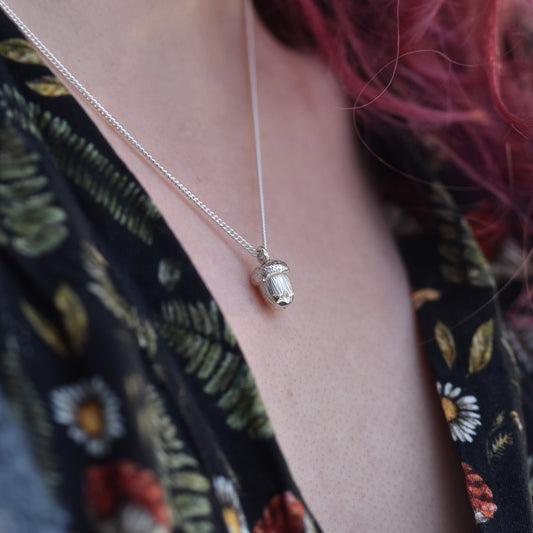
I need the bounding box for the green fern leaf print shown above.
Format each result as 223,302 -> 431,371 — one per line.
159,300 -> 273,439
0,335 -> 60,488
141,384 -> 215,533
81,241 -> 158,357
429,183 -> 495,288
0,125 -> 68,256
0,84 -> 160,244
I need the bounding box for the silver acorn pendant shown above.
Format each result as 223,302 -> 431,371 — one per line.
251,248 -> 294,308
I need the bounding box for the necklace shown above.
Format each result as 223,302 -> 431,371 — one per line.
0,0 -> 294,309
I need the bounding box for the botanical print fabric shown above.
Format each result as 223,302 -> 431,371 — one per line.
0,12 -> 532,533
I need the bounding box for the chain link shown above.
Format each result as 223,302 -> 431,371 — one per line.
0,0 -> 264,258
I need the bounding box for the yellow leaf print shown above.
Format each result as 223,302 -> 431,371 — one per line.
487,431 -> 513,462
26,76 -> 70,97
510,410 -> 524,432
435,321 -> 456,368
19,299 -> 68,356
0,38 -> 43,64
469,320 -> 494,373
54,284 -> 88,353
412,288 -> 441,310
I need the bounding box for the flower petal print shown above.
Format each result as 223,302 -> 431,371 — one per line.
436,382 -> 481,443
51,376 -> 125,456
213,476 -> 250,533
118,505 -> 169,533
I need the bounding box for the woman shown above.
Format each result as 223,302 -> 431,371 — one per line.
0,1 -> 531,531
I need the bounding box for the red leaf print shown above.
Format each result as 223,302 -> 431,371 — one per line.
253,492 -> 307,533
462,462 -> 497,524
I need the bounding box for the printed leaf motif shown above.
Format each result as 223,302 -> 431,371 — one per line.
510,410 -> 524,432
19,299 -> 68,356
159,300 -> 273,439
469,320 -> 494,374
430,183 -> 495,288
54,284 -> 88,353
438,243 -> 461,264
141,384 -> 215,533
26,76 -> 69,97
0,336 -> 60,487
0,84 -> 160,244
412,288 -> 440,310
435,321 -> 456,368
0,125 -> 68,256
460,220 -> 495,288
19,286 -> 87,356
0,38 -> 43,64
383,202 -> 422,236
0,83 -> 42,137
487,432 -> 513,462
81,242 -> 158,357
438,223 -> 457,239
440,264 -> 465,284
486,411 -> 518,462
158,258 -> 182,291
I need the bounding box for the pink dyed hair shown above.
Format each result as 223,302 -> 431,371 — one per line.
259,0 -> 533,314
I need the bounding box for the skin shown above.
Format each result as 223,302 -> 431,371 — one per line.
11,1 -> 477,531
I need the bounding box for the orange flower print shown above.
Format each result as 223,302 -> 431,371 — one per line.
85,459 -> 171,532
462,462 -> 497,524
253,492 -> 316,533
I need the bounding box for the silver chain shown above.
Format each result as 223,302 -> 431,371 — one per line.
0,0 -> 268,258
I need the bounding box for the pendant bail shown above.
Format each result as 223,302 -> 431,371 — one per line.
256,246 -> 269,264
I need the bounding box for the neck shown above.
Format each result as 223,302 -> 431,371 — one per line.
8,1 -> 250,76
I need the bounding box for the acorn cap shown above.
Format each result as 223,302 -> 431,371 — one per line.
251,259 -> 289,285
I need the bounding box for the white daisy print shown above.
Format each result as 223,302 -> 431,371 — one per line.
436,382 -> 482,443
213,476 -> 250,533
51,376 -> 125,456
118,504 -> 170,533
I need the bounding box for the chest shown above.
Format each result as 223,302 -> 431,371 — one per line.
56,39 -> 476,532
113,132 -> 476,532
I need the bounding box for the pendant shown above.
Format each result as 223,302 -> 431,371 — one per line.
251,248 -> 294,308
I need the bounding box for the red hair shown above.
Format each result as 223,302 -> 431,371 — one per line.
259,0 -> 533,315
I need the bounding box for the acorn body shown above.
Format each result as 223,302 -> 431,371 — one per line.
251,259 -> 294,308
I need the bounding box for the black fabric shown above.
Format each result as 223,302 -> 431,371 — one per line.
0,11 -> 532,533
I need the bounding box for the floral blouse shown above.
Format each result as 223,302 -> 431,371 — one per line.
0,10 -> 532,533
